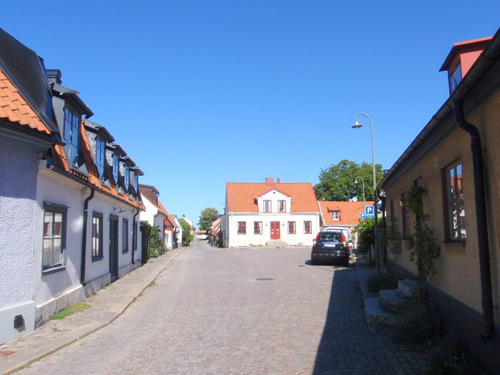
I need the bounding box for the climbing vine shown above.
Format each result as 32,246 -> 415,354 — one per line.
383,215 -> 402,259
406,185 -> 440,302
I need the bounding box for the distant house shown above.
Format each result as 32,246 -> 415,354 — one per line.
139,184 -> 180,250
379,31 -> 500,372
0,28 -> 144,344
222,178 -> 321,247
318,200 -> 374,243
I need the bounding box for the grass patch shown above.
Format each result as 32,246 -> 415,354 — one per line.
50,303 -> 91,320
366,273 -> 398,292
148,281 -> 155,288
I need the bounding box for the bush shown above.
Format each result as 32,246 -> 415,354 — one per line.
366,273 -> 398,292
392,303 -> 444,345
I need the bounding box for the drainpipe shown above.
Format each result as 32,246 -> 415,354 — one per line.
81,188 -> 95,285
132,208 -> 140,264
453,98 -> 495,342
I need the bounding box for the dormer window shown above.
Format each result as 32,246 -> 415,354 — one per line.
96,138 -> 105,178
63,106 -> 80,166
134,173 -> 139,192
263,200 -> 272,213
278,200 -> 286,213
124,164 -> 130,192
112,154 -> 119,183
331,211 -> 340,221
450,64 -> 462,92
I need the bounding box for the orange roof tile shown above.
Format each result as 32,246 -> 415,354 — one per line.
319,201 -> 374,226
0,68 -> 51,134
226,180 -> 320,213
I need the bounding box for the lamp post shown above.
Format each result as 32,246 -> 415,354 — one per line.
354,176 -> 366,202
352,113 -> 379,272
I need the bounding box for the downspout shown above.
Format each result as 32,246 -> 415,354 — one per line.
132,208 -> 140,264
452,98 -> 495,342
81,188 -> 95,285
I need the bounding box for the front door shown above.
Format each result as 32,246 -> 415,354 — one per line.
270,221 -> 281,240
109,215 -> 119,282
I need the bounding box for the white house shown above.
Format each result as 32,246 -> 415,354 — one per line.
222,178 -> 321,247
0,29 -> 144,344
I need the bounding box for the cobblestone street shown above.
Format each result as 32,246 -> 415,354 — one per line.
10,240 -> 429,374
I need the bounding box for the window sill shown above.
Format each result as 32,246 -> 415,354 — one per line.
42,265 -> 66,275
92,256 -> 104,262
442,240 -> 466,248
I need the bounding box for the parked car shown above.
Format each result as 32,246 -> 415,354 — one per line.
311,230 -> 349,267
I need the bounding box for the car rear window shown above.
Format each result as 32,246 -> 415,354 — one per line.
318,232 -> 343,242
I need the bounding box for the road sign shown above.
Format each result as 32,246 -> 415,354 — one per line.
365,206 -> 374,215
360,213 -> 374,219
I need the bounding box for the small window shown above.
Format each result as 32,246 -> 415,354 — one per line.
445,163 -> 466,240
254,221 -> 263,235
63,107 -> 80,166
288,221 -> 296,234
450,64 -> 462,92
238,221 -> 246,235
331,211 -> 340,220
112,155 -> 119,183
43,203 -> 67,272
92,212 -> 103,260
278,200 -> 286,213
96,138 -> 106,178
124,165 -> 130,192
304,221 -> 312,234
263,200 -> 272,213
122,219 -> 129,253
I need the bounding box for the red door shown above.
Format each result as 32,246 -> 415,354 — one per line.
270,221 -> 281,239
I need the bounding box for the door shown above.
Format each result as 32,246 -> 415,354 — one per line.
109,215 -> 119,282
270,221 -> 281,240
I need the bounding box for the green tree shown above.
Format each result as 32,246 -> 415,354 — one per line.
198,207 -> 220,232
179,218 -> 193,245
314,159 -> 384,201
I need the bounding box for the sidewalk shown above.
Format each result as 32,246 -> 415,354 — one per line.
0,246 -> 187,375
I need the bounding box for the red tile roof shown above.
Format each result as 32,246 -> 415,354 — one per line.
0,68 -> 52,135
319,201 -> 374,226
226,180 -> 320,213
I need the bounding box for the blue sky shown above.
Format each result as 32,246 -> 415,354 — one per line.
2,1 -> 499,224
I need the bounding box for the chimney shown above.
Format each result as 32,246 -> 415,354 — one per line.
277,178 -> 280,183
265,177 -> 274,186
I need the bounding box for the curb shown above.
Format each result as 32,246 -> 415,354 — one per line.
0,246 -> 187,375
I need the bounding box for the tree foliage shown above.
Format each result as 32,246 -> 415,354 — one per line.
314,159 -> 384,201
179,218 -> 193,245
198,207 -> 220,232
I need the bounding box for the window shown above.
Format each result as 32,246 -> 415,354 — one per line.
124,165 -> 130,192
96,138 -> 106,178
401,193 -> 411,239
331,211 -> 340,220
134,173 -> 139,192
43,203 -> 67,271
288,221 -> 296,234
238,221 -> 246,235
254,221 -> 263,235
304,221 -> 312,234
92,212 -> 103,260
63,107 -> 80,166
450,64 -> 462,92
122,219 -> 129,253
112,155 -> 119,183
263,200 -> 271,213
278,200 -> 286,213
445,163 -> 466,240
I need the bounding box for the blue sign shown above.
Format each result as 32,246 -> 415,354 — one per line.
365,206 -> 374,215
360,213 -> 366,219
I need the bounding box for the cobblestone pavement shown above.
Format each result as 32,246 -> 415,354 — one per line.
1,240 -> 430,374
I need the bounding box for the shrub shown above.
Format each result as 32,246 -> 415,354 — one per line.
392,303 -> 443,345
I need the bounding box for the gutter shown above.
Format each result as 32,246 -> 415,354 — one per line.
452,98 -> 495,342
81,188 -> 95,285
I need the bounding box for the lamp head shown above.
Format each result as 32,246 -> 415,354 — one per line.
354,178 -> 359,184
352,120 -> 363,129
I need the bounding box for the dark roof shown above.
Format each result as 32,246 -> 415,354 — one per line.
0,28 -> 58,133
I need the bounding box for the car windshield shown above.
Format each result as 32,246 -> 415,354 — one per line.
318,232 -> 343,242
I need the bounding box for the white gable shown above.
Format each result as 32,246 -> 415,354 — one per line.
256,189 -> 292,213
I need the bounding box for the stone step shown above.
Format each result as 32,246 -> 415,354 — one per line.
364,297 -> 400,327
379,289 -> 412,313
398,279 -> 417,299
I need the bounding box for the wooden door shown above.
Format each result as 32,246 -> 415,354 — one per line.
270,221 -> 281,239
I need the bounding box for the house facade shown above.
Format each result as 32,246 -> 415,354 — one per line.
318,200 -> 375,244
222,178 -> 321,247
0,29 -> 144,344
379,31 -> 500,371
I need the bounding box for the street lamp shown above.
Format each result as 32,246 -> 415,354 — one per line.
354,176 -> 365,202
352,113 -> 379,272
